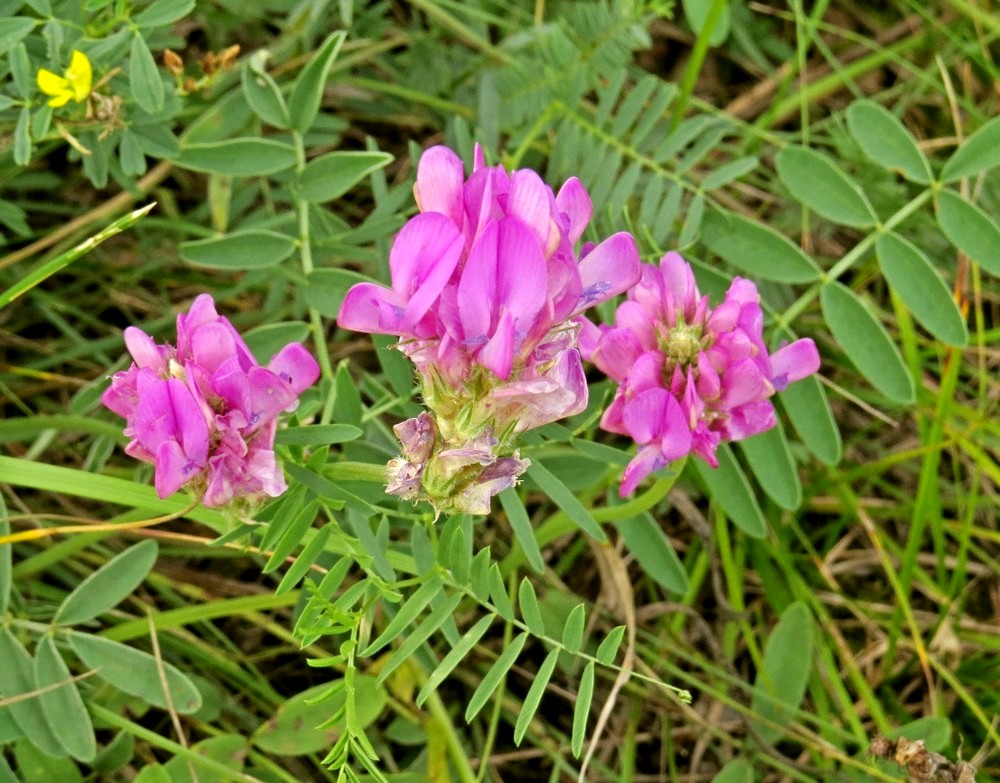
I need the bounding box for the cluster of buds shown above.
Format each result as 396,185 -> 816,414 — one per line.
338,145 -> 642,514
164,45 -> 240,93
102,295 -> 319,509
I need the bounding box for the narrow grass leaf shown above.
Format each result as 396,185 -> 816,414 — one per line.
180,229 -> 296,269
0,204 -> 155,309
595,626 -> 626,665
499,488 -> 544,573
54,540 -> 158,626
513,647 -> 559,745
935,189 -> 1000,276
377,592 -> 463,685
175,139 -> 298,176
68,633 -> 202,713
846,100 -> 932,183
298,151 -> 394,203
700,209 -> 821,283
711,760 -> 753,783
34,637 -> 96,761
488,564 -> 515,621
275,424 -> 363,446
362,577 -> 444,656
0,629 -> 64,757
129,33 -> 164,113
571,661 -> 596,757
776,147 -> 878,227
465,632 -> 528,723
876,233 -> 967,345
561,603 -> 586,653
940,114 -> 1000,182
275,525 -> 331,596
617,512 -> 688,593
416,614 -> 494,707
569,438 -> 631,467
749,602 -> 813,744
526,460 -> 605,542
262,500 -> 319,574
738,422 -> 802,511
0,494 -> 10,615
288,31 -> 346,133
518,578 -> 546,638
693,445 -> 767,538
821,281 -> 915,404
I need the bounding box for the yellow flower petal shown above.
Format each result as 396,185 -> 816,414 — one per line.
37,68 -> 70,97
67,49 -> 92,102
47,92 -> 72,108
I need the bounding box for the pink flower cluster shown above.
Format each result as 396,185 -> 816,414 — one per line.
581,253 -> 820,496
103,295 -> 320,507
338,145 -> 642,513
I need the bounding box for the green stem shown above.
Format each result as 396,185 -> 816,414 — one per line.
670,0 -> 727,131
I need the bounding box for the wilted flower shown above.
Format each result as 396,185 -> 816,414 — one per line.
338,144 -> 641,514
582,252 -> 820,496
103,294 -> 320,508
37,50 -> 92,107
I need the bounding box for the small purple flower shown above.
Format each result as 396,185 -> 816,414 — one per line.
584,252 -> 820,496
103,294 -> 320,507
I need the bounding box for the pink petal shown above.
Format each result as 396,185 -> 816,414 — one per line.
620,445 -> 667,497
495,217 -> 547,326
390,213 -> 464,312
591,327 -> 643,382
191,322 -> 239,374
154,440 -> 194,498
622,387 -> 672,445
267,343 -> 321,396
660,252 -> 699,321
168,378 -> 209,464
614,301 -> 656,349
176,294 -> 220,357
478,309 -> 516,380
555,178 -> 592,244
770,338 -> 820,390
507,169 -> 553,250
414,145 -> 465,228
720,358 -> 770,408
124,327 -> 165,373
457,220 -> 500,342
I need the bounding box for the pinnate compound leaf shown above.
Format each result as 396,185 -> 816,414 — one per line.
362,577 -> 443,657
241,60 -> 289,128
54,540 -> 158,625
416,614 -> 494,707
0,629 -> 64,757
846,100 -> 932,183
180,230 -> 297,269
130,33 -> 164,113
0,17 -> 35,54
289,31 -> 346,133
561,603 -> 587,653
274,525 -> 331,596
876,233 -> 967,346
595,625 -> 626,665
940,114 -> 1000,182
571,661 -> 596,757
776,146 -> 878,227
935,189 -> 1000,276
175,139 -> 298,176
821,281 -> 915,404
67,632 -> 202,713
738,422 -> 802,511
133,0 -> 195,28
262,500 -> 319,574
297,151 -> 393,203
465,632 -> 528,723
700,209 -> 821,283
487,564 -> 515,621
34,637 -> 96,761
693,445 -> 767,538
711,760 -> 754,783
514,647 -> 559,746
518,578 -> 546,637
499,488 -> 544,573
617,512 -> 689,593
526,460 -> 605,542
749,602 -> 813,744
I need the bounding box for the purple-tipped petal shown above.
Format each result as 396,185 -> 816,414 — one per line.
620,445 -> 667,497
246,367 -> 299,428
573,233 -> 641,315
267,343 -> 321,397
337,283 -> 408,335
154,440 -> 194,498
770,338 -> 820,390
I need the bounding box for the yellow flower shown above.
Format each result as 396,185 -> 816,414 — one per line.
37,50 -> 92,108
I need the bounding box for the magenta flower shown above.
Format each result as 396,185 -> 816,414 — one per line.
103,294 -> 320,507
338,144 -> 641,515
583,252 -> 820,496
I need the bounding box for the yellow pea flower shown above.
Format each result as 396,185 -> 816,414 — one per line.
37,50 -> 92,108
